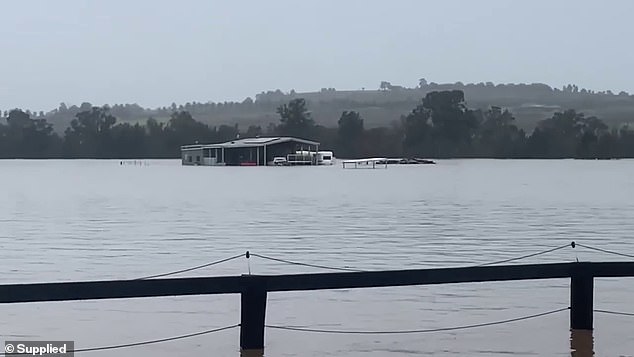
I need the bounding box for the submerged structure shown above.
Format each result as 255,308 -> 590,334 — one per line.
181,136 -> 331,166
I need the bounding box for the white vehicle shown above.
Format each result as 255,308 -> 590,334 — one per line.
294,150 -> 335,165
317,151 -> 334,165
272,157 -> 288,166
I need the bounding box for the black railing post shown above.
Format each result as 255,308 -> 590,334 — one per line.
240,276 -> 267,351
570,264 -> 594,330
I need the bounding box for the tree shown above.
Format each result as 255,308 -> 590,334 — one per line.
575,115 -> 609,158
163,111 -> 215,155
79,102 -> 92,112
337,111 -> 364,158
364,124 -> 403,157
144,117 -> 169,158
380,81 -> 393,91
6,109 -> 31,129
525,109 -> 597,158
402,104 -> 432,156
2,109 -> 61,158
618,126 -> 634,157
110,123 -> 146,158
476,106 -> 525,157
422,90 -> 479,156
63,106 -> 117,158
276,98 -> 315,138
217,124 -> 239,142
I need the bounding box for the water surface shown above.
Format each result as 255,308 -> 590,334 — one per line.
1,159 -> 633,356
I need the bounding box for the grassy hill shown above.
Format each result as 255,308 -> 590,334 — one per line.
22,80 -> 634,133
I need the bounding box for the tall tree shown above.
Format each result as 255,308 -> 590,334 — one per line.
276,98 -> 315,138
337,111 -> 364,158
144,117 -> 169,158
476,106 -> 525,157
402,105 -> 432,157
2,109 -> 61,158
163,110 -> 216,156
63,106 -> 117,158
110,123 -> 147,158
526,109 -> 587,158
422,90 -> 479,156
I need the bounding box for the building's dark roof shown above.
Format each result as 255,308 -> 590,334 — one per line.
181,137 -> 319,151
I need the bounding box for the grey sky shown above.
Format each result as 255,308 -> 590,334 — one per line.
1,0 -> 633,111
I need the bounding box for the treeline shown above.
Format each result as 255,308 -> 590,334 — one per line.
6,79 -> 634,133
1,90 -> 634,159
0,108 -> 243,159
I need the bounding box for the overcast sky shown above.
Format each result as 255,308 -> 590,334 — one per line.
1,0 -> 632,111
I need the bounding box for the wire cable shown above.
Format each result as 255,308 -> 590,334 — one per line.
0,324 -> 239,355
266,307 -> 569,334
135,253 -> 245,280
71,324 -> 239,353
249,252 -> 365,272
474,243 -> 572,267
594,309 -> 634,317
574,243 -> 634,260
251,243 -> 572,273
132,240 -> 631,281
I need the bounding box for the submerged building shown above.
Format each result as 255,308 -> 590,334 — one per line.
180,136 -> 327,166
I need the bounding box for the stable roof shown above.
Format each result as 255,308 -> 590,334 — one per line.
181,137 -> 319,151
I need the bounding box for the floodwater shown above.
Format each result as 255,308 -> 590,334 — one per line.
1,159 -> 633,356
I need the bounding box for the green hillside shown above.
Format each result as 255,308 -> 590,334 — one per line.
6,80 -> 633,133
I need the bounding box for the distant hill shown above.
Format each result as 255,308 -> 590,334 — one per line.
8,80 -> 634,132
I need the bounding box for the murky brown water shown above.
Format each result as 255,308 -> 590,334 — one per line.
1,159 -> 633,356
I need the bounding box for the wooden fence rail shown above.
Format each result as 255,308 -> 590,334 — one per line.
2,261 -> 634,350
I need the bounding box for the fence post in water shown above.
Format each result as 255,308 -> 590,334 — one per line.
570,264 -> 594,330
240,276 -> 268,351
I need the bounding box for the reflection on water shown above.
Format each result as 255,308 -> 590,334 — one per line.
240,349 -> 264,357
570,329 -> 594,357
